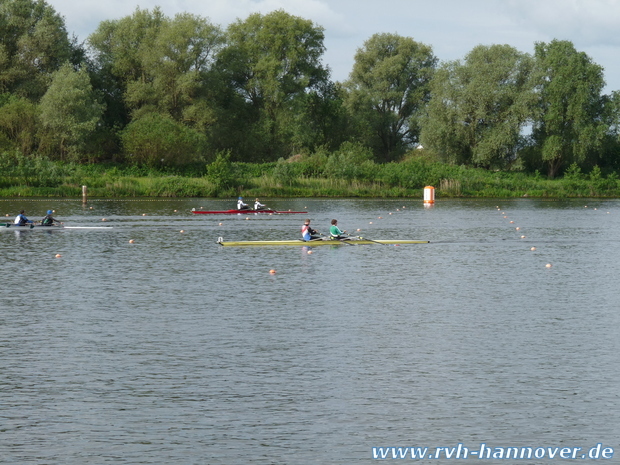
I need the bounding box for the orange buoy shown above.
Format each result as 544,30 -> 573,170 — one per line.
55,254 -> 62,258
129,239 -> 135,243
531,247 -> 536,251
546,263 -> 552,268
424,186 -> 435,204
180,230 -> 184,233
269,269 -> 276,274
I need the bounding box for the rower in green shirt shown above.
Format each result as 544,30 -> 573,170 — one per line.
329,219 -> 347,239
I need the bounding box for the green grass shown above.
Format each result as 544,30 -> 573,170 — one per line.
1,157 -> 620,198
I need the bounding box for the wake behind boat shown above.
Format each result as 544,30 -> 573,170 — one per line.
0,223 -> 112,230
216,237 -> 429,246
192,208 -> 307,215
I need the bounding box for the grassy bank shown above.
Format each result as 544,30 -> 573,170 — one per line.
0,153 -> 619,198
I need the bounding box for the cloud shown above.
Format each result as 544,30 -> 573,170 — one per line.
47,0 -> 620,89
503,0 -> 620,47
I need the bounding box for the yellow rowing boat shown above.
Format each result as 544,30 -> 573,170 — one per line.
216,237 -> 429,246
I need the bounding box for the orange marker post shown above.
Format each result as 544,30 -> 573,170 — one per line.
423,186 -> 435,204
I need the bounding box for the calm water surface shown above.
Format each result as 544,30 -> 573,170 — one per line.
1,198 -> 619,464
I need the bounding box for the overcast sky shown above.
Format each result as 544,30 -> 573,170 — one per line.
46,0 -> 620,92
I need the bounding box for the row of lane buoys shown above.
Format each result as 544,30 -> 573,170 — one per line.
496,205 -> 551,268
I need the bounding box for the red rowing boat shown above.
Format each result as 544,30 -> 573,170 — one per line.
192,209 -> 307,214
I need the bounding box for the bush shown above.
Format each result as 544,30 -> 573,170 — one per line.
325,142 -> 375,180
206,150 -> 238,192
120,113 -> 207,167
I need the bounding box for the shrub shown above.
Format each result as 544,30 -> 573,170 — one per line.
120,113 -> 207,167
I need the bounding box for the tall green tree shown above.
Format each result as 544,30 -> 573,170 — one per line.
0,93 -> 37,154
87,7 -> 165,127
0,0 -> 76,100
531,40 -> 606,178
218,9 -> 329,161
88,8 -> 224,155
598,91 -> 620,171
345,33 -> 437,162
421,44 -> 534,168
37,63 -> 105,161
289,80 -> 350,153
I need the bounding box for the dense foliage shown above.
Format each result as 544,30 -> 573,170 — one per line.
1,0 -> 620,191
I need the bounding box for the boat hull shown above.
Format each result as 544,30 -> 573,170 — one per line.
217,238 -> 429,246
192,209 -> 307,214
0,223 -> 63,230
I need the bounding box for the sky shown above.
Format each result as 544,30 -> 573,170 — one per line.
46,0 -> 620,92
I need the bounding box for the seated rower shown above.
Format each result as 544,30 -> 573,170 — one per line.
301,219 -> 320,241
237,196 -> 249,210
41,210 -> 60,226
254,198 -> 267,211
14,210 -> 33,226
329,219 -> 347,239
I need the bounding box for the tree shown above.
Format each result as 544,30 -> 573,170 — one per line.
421,44 -> 534,168
37,63 -> 105,161
120,112 -> 207,167
531,40 -> 606,178
0,0 -> 75,100
217,9 -> 329,161
345,33 -> 437,162
0,93 -> 37,154
88,8 -> 224,159
289,80 -> 350,153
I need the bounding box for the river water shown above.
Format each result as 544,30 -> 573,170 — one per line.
1,198 -> 619,464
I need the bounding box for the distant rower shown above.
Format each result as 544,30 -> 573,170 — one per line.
41,210 -> 61,226
14,210 -> 33,226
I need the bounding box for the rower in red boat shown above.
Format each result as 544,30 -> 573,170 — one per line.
237,196 -> 250,210
254,198 -> 268,211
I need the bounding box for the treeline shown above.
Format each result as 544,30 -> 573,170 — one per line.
2,0 -> 620,181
